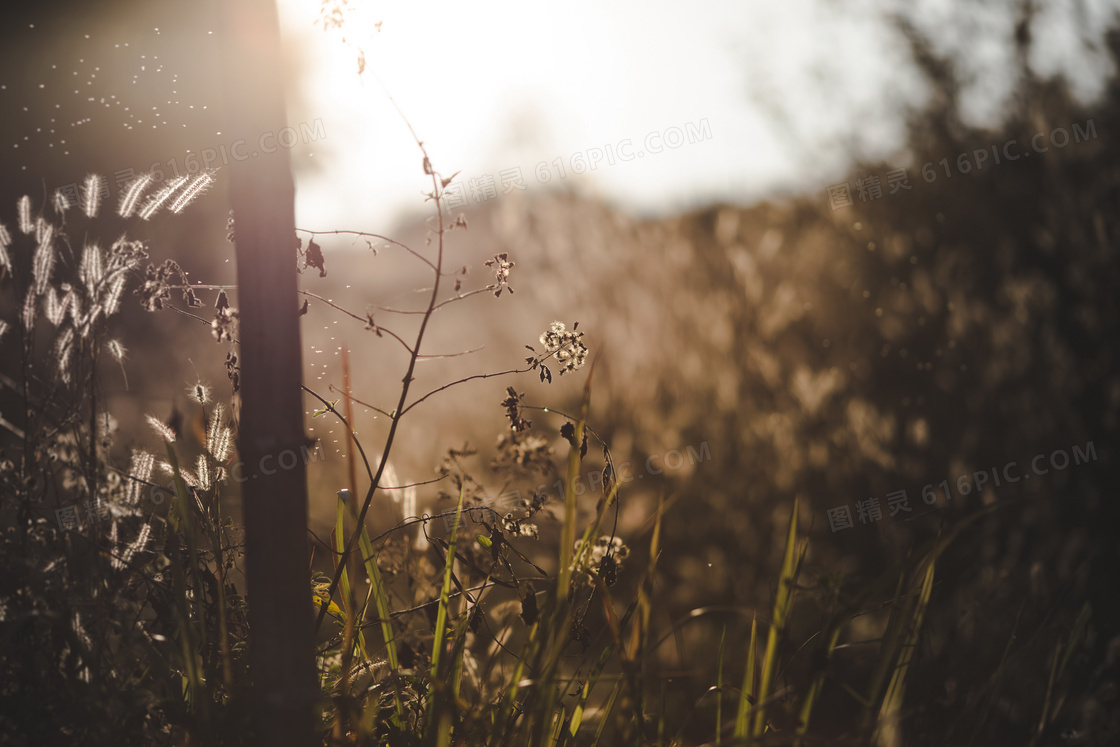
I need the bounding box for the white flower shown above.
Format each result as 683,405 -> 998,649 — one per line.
538,321 -> 589,375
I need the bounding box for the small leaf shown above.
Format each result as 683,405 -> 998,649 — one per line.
312,399 -> 338,418
520,585 -> 539,627
560,422 -> 576,447
303,239 -> 326,278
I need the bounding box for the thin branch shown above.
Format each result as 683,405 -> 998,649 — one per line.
325,384 -> 393,418
311,99 -> 452,637
163,284 -> 238,290
368,282 -> 493,315
399,366 -> 533,418
431,285 -> 505,312
296,227 -> 436,273
166,304 -> 236,342
298,290 -> 414,355
398,347 -> 567,418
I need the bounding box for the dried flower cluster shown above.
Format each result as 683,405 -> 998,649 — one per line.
499,386 -> 531,432
492,431 -> 553,474
135,259 -> 201,312
484,252 -> 514,297
523,321 -> 590,383
211,289 -> 239,342
500,511 -> 538,539
575,535 -> 629,586
538,321 -> 588,374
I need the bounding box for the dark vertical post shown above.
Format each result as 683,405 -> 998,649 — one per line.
218,2 -> 315,745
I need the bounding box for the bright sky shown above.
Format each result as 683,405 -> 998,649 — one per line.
1,0 -> 1113,230
276,0 -> 922,232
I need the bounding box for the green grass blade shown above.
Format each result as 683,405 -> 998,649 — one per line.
875,557 -> 935,747
591,679 -> 624,747
162,443 -> 209,723
348,495 -> 399,673
716,625 -> 726,745
431,484 -> 465,678
733,614 -> 757,740
752,496 -> 802,737
795,625 -> 841,743
334,494 -> 369,661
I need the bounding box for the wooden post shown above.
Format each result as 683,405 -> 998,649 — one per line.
219,2 -> 316,744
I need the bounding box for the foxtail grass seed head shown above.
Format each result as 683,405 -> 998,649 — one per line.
107,339 -> 127,362
16,196 -> 32,234
22,287 -> 37,331
81,174 -> 104,218
55,327 -> 75,383
101,272 -> 127,318
196,453 -> 212,491
53,189 -> 71,216
68,291 -> 85,330
0,223 -> 11,274
80,243 -> 104,290
113,522 -> 151,570
189,381 -> 211,406
158,461 -> 198,488
206,403 -> 231,463
44,288 -> 66,326
32,223 -> 56,296
0,320 -> 8,344
125,450 -> 154,505
117,174 -> 152,219
145,414 -> 177,443
138,176 -> 188,221
169,171 -> 214,214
